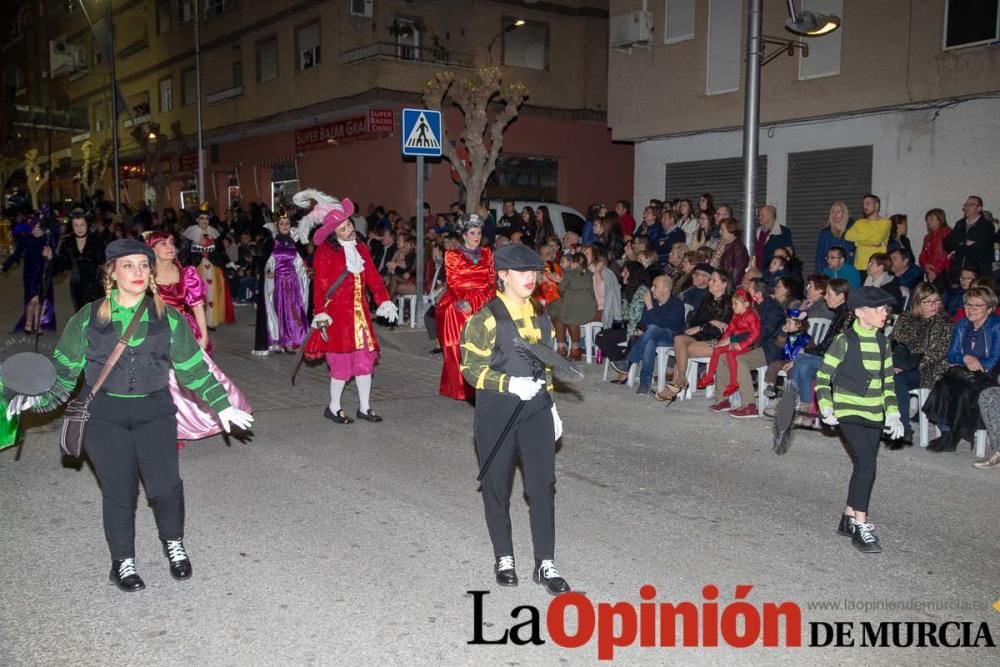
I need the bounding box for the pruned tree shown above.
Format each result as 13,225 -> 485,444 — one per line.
80,139 -> 113,198
423,67 -> 528,211
0,154 -> 19,211
24,148 -> 49,210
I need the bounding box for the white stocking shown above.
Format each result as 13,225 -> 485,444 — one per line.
356,374 -> 372,413
329,378 -> 346,414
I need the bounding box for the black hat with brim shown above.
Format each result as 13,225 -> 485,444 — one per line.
494,244 -> 545,271
1,352 -> 56,396
847,286 -> 897,310
106,238 -> 156,263
693,262 -> 714,275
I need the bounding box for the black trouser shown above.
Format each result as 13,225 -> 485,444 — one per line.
840,421 -> 881,514
84,390 -> 183,561
475,397 -> 556,561
595,328 -> 628,361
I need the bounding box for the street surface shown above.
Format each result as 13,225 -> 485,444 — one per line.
1,272 -> 997,665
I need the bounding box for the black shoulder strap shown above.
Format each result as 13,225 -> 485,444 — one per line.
322,269 -> 351,307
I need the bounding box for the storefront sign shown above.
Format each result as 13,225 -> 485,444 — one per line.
294,109 -> 395,151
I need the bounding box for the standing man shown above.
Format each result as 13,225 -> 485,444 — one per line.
822,246 -> 861,288
302,197 -> 399,424
460,244 -> 570,595
845,194 -> 891,271
495,198 -> 522,240
615,200 -> 637,237
943,196 -> 993,286
753,205 -> 793,272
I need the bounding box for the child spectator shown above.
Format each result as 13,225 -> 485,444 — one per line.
697,288 -> 761,397
762,309 -> 812,400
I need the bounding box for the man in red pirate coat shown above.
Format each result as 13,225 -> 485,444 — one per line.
302,196 -> 398,423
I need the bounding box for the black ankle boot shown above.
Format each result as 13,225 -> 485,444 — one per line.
494,555 -> 518,587
163,539 -> 193,580
928,432 -> 956,452
110,558 -> 146,592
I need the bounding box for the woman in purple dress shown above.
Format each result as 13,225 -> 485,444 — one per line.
146,231 -> 252,444
2,216 -> 57,333
264,210 -> 310,353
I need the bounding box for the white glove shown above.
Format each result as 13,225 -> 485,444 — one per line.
883,413 -> 904,440
5,394 -> 40,419
311,313 -> 332,329
375,300 -> 399,323
820,408 -> 839,426
551,404 -> 563,441
218,407 -> 254,433
507,376 -> 544,401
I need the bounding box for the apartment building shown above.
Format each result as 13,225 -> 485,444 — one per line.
28,0 -> 632,215
608,0 -> 1000,255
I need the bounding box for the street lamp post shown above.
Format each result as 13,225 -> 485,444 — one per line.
740,0 -> 841,257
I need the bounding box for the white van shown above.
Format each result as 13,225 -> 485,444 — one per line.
485,199 -> 587,240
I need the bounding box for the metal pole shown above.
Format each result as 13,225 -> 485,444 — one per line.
415,155 -> 425,324
108,3 -> 120,213
741,0 -> 763,260
194,4 -> 205,203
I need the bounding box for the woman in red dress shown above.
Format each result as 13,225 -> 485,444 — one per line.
437,214 -> 495,400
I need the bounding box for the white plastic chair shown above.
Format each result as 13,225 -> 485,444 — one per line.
900,286 -> 911,311
395,294 -> 418,328
580,321 -> 604,364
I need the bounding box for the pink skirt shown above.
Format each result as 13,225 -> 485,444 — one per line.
325,349 -> 378,380
168,354 -> 253,441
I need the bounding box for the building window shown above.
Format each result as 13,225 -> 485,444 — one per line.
181,67 -> 197,106
233,61 -> 242,86
159,77 -> 173,112
257,36 -> 278,82
92,40 -> 104,66
502,18 -> 548,70
296,21 -> 321,70
944,0 -> 1000,49
798,0 -> 843,79
392,18 -> 421,60
706,0 -> 741,95
205,0 -> 239,18
664,0 -> 695,44
93,101 -> 105,132
157,0 -> 173,34
179,0 -> 194,23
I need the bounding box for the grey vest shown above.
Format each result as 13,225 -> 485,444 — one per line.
85,300 -> 171,395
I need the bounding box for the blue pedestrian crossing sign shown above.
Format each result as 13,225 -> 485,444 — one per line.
401,108 -> 442,157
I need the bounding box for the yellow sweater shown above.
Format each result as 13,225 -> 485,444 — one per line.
844,217 -> 891,269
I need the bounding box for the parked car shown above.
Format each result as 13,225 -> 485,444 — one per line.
484,199 -> 586,240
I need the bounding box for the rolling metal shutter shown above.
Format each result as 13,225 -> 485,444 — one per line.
664,156 -> 768,224
785,145 -> 873,272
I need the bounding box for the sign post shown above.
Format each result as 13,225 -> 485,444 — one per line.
401,108 -> 443,326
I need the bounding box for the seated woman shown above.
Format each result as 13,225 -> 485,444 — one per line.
655,269 -> 734,402
944,267 -> 977,316
886,282 -> 953,446
597,261 -> 649,377
549,252 -> 598,360
765,278 -> 851,424
922,286 -> 1000,452
950,276 -> 1000,322
671,250 -> 699,296
386,235 -> 416,300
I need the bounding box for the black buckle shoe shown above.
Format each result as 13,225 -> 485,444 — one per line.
837,514 -> 855,537
533,559 -> 570,595
356,408 -> 383,423
323,407 -> 354,424
109,558 -> 146,592
495,555 -> 518,587
163,539 -> 193,580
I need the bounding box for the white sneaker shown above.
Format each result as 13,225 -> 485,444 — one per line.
972,451 -> 1000,469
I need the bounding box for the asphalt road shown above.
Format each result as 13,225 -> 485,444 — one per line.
0,270 -> 997,666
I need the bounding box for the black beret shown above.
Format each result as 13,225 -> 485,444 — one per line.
106,239 -> 155,263
847,286 -> 896,310
69,208 -> 87,219
693,262 -> 714,275
494,244 -> 545,271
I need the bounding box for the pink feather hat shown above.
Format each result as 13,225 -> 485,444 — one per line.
314,198 -> 355,245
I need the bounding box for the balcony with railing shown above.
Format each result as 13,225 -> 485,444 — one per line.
340,42 -> 474,69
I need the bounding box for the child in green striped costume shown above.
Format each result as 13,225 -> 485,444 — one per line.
815,286 -> 904,554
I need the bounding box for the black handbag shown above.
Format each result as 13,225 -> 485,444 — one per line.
891,340 -> 923,372
60,298 -> 148,458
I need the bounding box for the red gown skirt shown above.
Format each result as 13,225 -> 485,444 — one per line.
437,248 -> 495,400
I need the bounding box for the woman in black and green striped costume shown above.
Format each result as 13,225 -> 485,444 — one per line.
815,286 -> 904,554
7,239 -> 254,592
